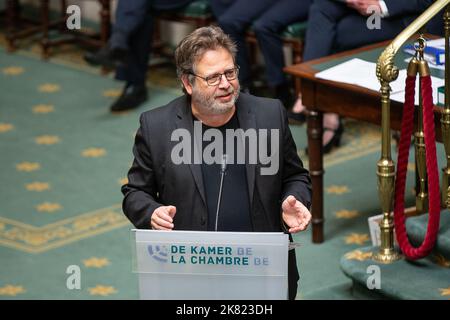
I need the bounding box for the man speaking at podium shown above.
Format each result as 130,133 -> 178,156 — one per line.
121,26 -> 312,300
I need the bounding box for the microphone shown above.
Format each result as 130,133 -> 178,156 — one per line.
214,154 -> 228,231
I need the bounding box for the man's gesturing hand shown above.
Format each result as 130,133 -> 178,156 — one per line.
282,195 -> 311,233
151,205 -> 176,230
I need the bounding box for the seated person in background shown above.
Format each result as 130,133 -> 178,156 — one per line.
427,10 -> 445,36
289,0 -> 435,154
209,0 -> 312,107
84,0 -> 193,112
121,26 -> 312,300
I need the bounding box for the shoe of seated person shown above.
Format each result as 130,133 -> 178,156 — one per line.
322,123 -> 344,154
110,84 -> 148,112
84,45 -> 128,69
305,121 -> 344,155
287,110 -> 306,124
275,84 -> 295,109
288,95 -> 307,124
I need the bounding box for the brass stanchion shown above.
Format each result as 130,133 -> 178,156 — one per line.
373,46 -> 403,263
372,0 -> 450,263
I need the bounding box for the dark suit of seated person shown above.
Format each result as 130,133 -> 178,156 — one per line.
209,0 -> 312,106
288,0 -> 435,154
84,0 -> 193,112
121,26 -> 312,300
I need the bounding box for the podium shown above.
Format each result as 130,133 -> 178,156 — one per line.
132,229 -> 290,300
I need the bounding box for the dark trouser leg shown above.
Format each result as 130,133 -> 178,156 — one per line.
110,0 -> 149,50
115,14 -> 153,86
303,0 -> 349,61
209,0 -> 277,87
253,0 -> 311,88
427,11 -> 444,36
335,14 -> 407,52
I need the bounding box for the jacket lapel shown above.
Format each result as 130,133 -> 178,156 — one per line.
173,95 -> 257,207
236,97 -> 256,207
174,97 -> 207,205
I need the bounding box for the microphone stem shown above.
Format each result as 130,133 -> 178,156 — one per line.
215,169 -> 226,232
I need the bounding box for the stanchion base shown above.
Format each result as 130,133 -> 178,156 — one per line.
373,249 -> 402,264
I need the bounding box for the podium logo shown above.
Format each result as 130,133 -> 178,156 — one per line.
147,245 -> 169,263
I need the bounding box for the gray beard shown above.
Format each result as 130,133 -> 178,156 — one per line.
192,84 -> 240,115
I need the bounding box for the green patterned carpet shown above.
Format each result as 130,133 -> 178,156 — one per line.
0,45 -> 176,299
1,40 -> 449,299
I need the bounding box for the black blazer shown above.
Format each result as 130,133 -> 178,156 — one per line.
121,93 -> 312,299
122,92 -> 311,231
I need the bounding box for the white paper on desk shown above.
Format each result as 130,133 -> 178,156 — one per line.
390,75 -> 444,105
315,58 -> 406,93
426,38 -> 445,51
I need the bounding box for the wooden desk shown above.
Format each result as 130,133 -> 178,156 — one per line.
284,40 -> 443,243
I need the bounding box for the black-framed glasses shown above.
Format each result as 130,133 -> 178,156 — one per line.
189,66 -> 239,86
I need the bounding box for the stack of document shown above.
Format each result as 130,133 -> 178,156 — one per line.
315,58 -> 444,106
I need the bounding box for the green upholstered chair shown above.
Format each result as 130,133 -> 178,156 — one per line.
154,0 -> 214,55
157,2 -> 307,95
158,0 -> 213,28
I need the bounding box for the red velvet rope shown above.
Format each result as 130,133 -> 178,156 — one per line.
393,74 -> 441,260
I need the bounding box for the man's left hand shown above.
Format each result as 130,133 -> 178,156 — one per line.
282,195 -> 312,233
346,0 -> 381,16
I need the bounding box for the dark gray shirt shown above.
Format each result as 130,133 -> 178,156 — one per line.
198,113 -> 252,232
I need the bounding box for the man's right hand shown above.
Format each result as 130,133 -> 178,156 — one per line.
150,205 -> 176,230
